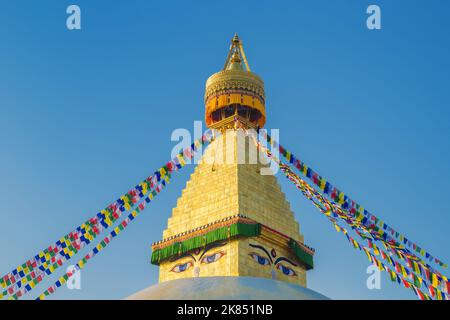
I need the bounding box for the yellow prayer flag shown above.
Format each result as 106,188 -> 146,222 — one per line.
141,183 -> 148,195
413,261 -> 420,273
432,274 -> 439,287
363,248 -> 372,262
387,255 -> 393,265
338,192 -> 345,205
373,244 -> 380,256
320,179 -> 326,190
401,266 -> 407,278
391,270 -> 396,279
376,259 -> 383,270
177,154 -> 186,166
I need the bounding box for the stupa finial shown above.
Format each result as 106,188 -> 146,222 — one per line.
205,35 -> 266,129
223,33 -> 251,72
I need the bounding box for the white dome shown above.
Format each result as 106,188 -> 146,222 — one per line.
126,276 -> 328,300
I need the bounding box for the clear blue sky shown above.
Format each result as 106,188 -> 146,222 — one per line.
1,0 -> 449,300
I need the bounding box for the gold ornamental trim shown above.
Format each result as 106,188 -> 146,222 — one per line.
151,214 -> 255,250
151,213 -> 315,257
204,69 -> 265,103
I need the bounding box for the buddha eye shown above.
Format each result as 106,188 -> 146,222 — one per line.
276,263 -> 297,276
201,251 -> 225,264
170,261 -> 193,273
249,253 -> 270,266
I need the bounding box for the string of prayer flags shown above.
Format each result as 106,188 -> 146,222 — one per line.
249,130 -> 441,280
9,176 -> 170,300
35,175 -> 171,300
245,126 -> 450,294
1,129 -> 215,299
279,162 -> 449,297
243,128 -> 449,300
313,195 -> 446,300
259,130 -> 447,269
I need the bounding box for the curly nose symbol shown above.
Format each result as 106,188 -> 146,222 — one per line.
194,266 -> 200,277
271,269 -> 276,280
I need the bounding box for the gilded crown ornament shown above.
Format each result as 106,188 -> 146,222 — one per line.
204,34 -> 266,129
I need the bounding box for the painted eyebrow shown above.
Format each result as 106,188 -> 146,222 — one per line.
170,253 -> 196,262
274,257 -> 298,267
199,242 -> 227,260
249,244 -> 273,264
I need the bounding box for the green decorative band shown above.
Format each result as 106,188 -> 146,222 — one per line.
151,222 -> 261,265
288,239 -> 314,270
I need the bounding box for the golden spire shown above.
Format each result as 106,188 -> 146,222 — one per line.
223,33 -> 251,71
205,34 -> 266,129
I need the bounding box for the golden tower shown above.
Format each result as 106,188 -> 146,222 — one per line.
150,34 -> 314,288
